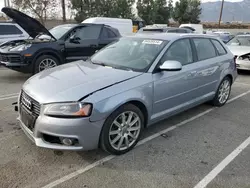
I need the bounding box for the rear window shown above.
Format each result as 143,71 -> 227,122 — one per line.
0,25 -> 23,35
211,39 -> 227,55
140,28 -> 164,33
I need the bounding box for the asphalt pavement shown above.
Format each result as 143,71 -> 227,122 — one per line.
0,68 -> 250,188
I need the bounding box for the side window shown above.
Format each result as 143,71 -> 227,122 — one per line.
177,29 -> 187,33
101,27 -> 117,39
193,38 -> 217,61
74,26 -> 101,40
107,28 -> 117,38
211,39 -> 227,55
0,25 -> 23,35
161,39 -> 193,65
167,29 -> 177,33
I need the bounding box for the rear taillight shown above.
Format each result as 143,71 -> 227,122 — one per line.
233,56 -> 237,68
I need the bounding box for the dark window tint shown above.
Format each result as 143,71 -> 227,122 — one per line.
167,29 -> 178,33
161,39 -> 193,65
74,26 -> 101,40
193,38 -> 217,61
211,39 -> 227,55
0,25 -> 23,35
101,27 -> 117,39
176,29 -> 187,33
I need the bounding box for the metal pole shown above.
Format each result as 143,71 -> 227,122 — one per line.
218,0 -> 225,28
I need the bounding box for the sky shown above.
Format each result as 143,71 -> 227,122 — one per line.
0,0 -> 245,17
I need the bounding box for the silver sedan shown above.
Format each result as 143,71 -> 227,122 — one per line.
16,33 -> 237,155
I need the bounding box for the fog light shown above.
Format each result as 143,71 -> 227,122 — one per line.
61,138 -> 74,146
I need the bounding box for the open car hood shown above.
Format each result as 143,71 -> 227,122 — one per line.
227,45 -> 250,56
1,7 -> 56,40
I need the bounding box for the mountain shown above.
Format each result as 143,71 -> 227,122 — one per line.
200,0 -> 250,22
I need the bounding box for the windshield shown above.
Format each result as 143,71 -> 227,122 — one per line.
49,25 -> 75,39
90,37 -> 167,72
227,36 -> 250,46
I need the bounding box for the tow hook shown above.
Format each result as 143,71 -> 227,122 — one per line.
12,102 -> 18,112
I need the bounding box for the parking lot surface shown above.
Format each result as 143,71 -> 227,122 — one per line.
0,68 -> 250,188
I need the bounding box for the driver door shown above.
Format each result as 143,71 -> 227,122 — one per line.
64,25 -> 101,62
152,38 -> 201,120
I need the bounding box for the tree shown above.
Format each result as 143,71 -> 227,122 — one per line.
112,0 -> 135,19
70,0 -> 135,23
11,0 -> 58,25
61,0 -> 66,22
188,0 -> 202,24
155,0 -> 170,24
136,0 -> 172,25
172,0 -> 201,24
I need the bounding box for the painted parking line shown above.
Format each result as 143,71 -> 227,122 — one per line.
235,82 -> 250,86
41,89 -> 250,188
0,95 -> 18,101
193,135 -> 250,188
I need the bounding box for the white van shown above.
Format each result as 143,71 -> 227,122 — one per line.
82,17 -> 133,36
179,24 -> 204,34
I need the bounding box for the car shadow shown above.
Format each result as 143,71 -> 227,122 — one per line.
237,70 -> 250,75
0,68 -> 31,83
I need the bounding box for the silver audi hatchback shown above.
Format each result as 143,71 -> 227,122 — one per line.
17,33 -> 237,155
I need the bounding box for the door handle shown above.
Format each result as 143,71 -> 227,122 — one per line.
187,71 -> 197,77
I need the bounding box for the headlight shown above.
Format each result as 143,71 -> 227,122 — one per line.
44,102 -> 92,117
10,44 -> 32,51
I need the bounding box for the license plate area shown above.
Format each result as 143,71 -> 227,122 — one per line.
20,105 -> 36,132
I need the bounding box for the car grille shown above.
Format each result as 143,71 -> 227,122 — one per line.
0,53 -> 22,63
19,90 -> 41,131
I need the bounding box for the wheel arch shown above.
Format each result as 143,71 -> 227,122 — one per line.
33,49 -> 64,66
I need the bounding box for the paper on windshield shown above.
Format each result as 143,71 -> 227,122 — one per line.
142,40 -> 163,45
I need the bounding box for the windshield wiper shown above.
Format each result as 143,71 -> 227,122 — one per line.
89,59 -> 133,71
89,59 -> 108,67
111,65 -> 133,72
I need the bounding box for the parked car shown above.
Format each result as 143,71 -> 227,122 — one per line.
0,7 -> 121,74
137,26 -> 193,34
16,33 -> 237,155
213,33 -> 234,44
179,24 -> 204,34
0,21 -> 29,45
227,35 -> 250,71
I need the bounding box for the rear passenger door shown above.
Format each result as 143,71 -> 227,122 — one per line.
190,38 -> 225,98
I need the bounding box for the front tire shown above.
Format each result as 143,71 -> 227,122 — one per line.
34,55 -> 59,74
100,104 -> 144,155
212,76 -> 232,106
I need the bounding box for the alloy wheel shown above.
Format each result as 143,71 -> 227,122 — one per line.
109,111 -> 141,151
39,58 -> 57,72
218,79 -> 231,104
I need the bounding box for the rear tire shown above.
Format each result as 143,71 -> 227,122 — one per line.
100,104 -> 144,155
34,55 -> 59,74
212,76 -> 232,107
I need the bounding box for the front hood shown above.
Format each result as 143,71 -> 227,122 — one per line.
23,61 -> 143,104
1,7 -> 56,40
227,45 -> 250,56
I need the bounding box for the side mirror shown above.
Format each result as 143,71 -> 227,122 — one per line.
159,60 -> 182,71
69,36 -> 80,44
